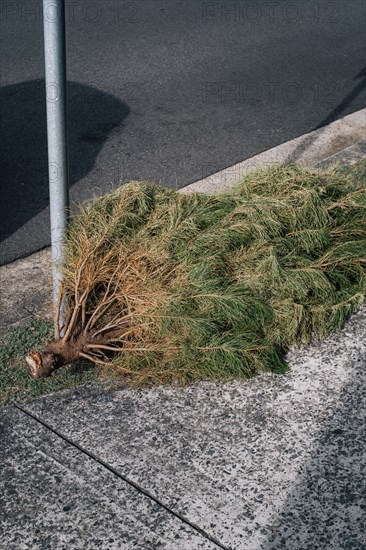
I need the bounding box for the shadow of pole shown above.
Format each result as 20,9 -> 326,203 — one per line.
0,79 -> 129,244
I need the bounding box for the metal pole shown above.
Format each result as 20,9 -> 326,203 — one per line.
43,0 -> 69,335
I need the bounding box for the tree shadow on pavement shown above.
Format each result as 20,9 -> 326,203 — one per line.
262,357 -> 366,549
0,79 -> 129,247
315,65 -> 366,129
284,65 -> 366,166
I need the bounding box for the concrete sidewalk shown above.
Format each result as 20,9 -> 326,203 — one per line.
1,301 -> 366,549
1,110 -> 365,549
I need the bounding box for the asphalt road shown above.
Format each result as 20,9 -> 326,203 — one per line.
1,0 -> 365,264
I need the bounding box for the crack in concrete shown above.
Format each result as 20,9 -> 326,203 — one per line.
14,403 -> 230,550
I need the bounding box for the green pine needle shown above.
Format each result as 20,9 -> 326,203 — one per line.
57,160 -> 366,385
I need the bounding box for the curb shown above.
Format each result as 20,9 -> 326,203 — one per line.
1,109 -> 365,337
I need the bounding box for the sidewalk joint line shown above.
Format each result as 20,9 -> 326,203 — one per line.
15,403 -> 231,550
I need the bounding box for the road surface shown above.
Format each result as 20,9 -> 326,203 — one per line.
1,0 -> 365,264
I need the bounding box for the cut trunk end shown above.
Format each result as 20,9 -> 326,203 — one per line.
25,338 -> 81,379
25,325 -> 128,378
25,350 -> 71,378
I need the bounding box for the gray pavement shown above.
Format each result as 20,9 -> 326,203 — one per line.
2,295 -> 366,549
1,116 -> 366,549
0,407 -> 219,550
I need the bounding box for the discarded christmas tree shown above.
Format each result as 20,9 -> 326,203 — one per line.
26,162 -> 366,384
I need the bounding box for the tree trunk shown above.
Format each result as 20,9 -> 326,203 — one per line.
26,336 -> 84,378
25,325 -> 128,378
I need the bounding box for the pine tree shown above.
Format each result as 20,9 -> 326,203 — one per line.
26,161 -> 366,384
